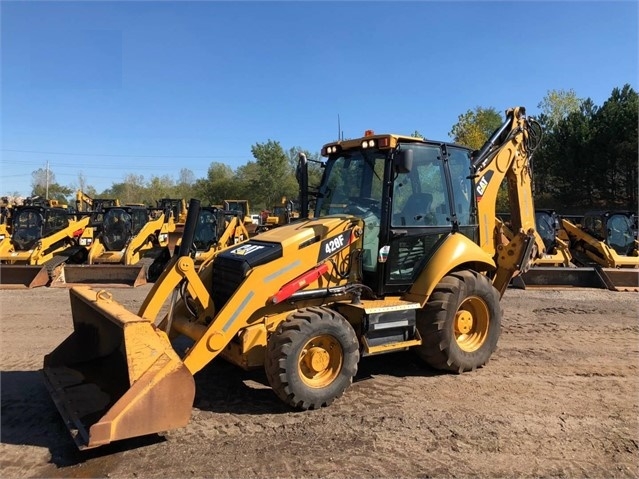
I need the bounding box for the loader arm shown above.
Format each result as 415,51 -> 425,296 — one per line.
471,107 -> 545,295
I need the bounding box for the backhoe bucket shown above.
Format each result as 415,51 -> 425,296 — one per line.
0,264 -> 50,289
42,287 -> 195,449
50,264 -> 147,288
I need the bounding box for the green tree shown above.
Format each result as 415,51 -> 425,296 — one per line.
250,140 -> 293,209
449,107 -> 503,149
590,84 -> 638,208
193,162 -> 236,206
537,88 -> 583,132
534,89 -> 584,202
449,106 -> 508,210
30,167 -> 72,203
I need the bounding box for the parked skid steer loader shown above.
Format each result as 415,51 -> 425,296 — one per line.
191,206 -> 250,270
0,202 -> 90,288
44,106 -> 545,450
561,211 -> 639,291
53,205 -> 175,287
156,198 -> 187,251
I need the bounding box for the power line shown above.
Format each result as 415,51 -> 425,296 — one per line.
1,148 -> 246,159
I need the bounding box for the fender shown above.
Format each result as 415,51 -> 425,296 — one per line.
403,232 -> 495,306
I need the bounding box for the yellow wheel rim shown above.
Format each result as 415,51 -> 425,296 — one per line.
454,296 -> 490,352
298,334 -> 343,388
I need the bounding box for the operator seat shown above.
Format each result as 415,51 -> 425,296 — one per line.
400,193 -> 433,226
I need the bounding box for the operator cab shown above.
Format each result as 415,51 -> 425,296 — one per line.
583,211 -> 637,256
101,206 -> 149,251
12,206 -> 70,251
316,133 -> 476,296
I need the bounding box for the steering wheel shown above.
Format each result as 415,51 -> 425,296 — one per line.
347,197 -> 380,215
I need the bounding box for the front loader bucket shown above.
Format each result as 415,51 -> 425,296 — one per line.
511,267 -> 609,289
50,264 -> 147,288
42,287 -> 195,449
0,264 -> 50,289
597,267 -> 639,292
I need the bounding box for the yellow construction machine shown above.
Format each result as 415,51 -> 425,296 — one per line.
499,209 -> 605,289
156,198 -> 187,250
561,210 -> 639,290
76,190 -> 120,213
43,106 -> 545,449
53,204 -> 175,287
0,197 -> 13,242
0,200 -> 90,288
191,206 -> 250,270
256,197 -> 299,233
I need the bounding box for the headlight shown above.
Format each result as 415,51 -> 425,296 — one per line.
361,139 -> 376,149
79,238 -> 92,246
159,233 -> 168,243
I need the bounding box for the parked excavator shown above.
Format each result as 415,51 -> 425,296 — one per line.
0,199 -> 90,288
52,204 -> 175,287
43,106 -> 545,450
561,210 -> 639,291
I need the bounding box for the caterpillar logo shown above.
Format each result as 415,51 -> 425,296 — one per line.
231,244 -> 265,256
475,171 -> 494,199
318,230 -> 352,262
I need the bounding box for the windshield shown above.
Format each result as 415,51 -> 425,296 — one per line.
194,208 -> 219,251
607,214 -> 635,255
103,209 -> 133,251
12,208 -> 43,250
316,150 -> 385,217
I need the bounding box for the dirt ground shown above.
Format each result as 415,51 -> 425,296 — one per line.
1,284 -> 638,478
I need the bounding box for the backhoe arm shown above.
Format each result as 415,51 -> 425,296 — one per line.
472,106 -> 545,295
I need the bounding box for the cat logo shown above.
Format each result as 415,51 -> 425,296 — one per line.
231,243 -> 264,256
475,170 -> 493,200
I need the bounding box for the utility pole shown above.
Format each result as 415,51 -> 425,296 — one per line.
45,160 -> 50,199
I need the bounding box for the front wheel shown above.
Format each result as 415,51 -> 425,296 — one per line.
265,306 -> 359,410
414,270 -> 501,373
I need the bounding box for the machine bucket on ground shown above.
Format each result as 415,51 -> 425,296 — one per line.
510,267 -> 610,289
0,265 -> 51,289
597,268 -> 639,292
42,287 -> 195,449
50,264 -> 147,288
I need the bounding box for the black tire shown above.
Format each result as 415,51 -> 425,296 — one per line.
414,270 -> 501,373
146,248 -> 171,282
265,306 -> 359,410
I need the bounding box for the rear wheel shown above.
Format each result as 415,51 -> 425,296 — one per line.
265,306 -> 359,410
414,270 -> 501,373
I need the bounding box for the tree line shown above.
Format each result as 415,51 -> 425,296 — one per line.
23,84 -> 638,214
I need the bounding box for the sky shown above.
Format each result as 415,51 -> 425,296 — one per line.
1,0 -> 637,198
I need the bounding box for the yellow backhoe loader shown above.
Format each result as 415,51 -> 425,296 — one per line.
561,210 -> 639,291
52,204 -> 175,287
43,106 -> 545,450
0,201 -> 90,288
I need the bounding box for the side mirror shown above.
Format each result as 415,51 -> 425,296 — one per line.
395,149 -> 413,174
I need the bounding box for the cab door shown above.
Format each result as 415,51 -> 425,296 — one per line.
380,144 -> 475,295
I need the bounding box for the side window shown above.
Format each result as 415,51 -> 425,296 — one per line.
448,147 -> 473,225
392,145 -> 448,227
